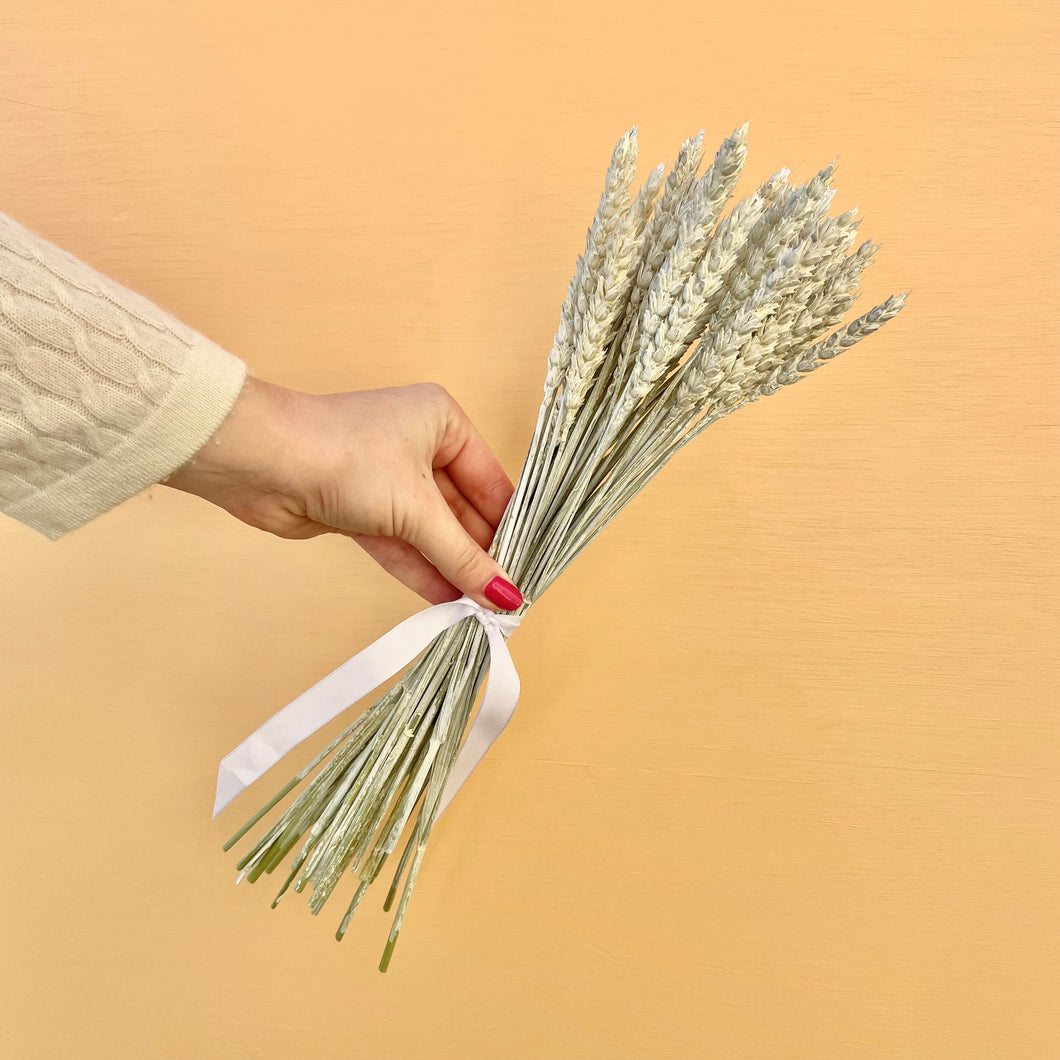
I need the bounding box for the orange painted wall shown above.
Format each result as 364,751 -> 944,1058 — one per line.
1,2 -> 1057,1057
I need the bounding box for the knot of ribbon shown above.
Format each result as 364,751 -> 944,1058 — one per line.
213,594 -> 524,821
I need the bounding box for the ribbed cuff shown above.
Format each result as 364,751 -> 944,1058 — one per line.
6,336 -> 248,540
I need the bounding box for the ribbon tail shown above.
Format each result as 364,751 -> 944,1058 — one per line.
213,599 -> 476,817
437,622 -> 521,818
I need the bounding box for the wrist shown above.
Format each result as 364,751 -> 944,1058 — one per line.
163,375 -> 306,508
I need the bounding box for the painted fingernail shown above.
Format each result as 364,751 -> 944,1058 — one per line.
484,575 -> 523,611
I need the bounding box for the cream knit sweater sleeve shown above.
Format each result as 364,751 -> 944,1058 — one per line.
0,209 -> 248,540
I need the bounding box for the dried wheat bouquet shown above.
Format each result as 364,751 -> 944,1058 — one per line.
214,122 -> 906,971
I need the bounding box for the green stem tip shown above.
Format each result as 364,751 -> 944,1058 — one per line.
378,932 -> 399,973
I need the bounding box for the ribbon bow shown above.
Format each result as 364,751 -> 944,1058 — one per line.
213,595 -> 523,820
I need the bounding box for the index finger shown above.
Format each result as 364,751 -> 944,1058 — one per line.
433,402 -> 516,529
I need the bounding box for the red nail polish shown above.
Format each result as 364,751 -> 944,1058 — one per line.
484,575 -> 523,610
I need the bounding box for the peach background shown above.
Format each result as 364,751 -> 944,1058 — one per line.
1,2 -> 1057,1057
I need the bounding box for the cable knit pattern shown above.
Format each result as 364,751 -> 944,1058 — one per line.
0,209 -> 247,539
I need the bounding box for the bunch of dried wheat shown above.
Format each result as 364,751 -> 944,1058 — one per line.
219,122 -> 906,971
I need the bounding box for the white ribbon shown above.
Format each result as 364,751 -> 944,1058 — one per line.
213,595 -> 522,821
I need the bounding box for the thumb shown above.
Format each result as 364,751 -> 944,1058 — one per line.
403,488 -> 524,613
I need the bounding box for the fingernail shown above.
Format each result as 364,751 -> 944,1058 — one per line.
483,575 -> 523,611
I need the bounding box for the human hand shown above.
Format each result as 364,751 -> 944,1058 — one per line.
163,376 -> 524,612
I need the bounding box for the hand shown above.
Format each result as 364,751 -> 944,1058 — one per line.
162,376 -> 524,611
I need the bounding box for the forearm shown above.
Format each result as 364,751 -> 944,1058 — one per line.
0,208 -> 247,539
